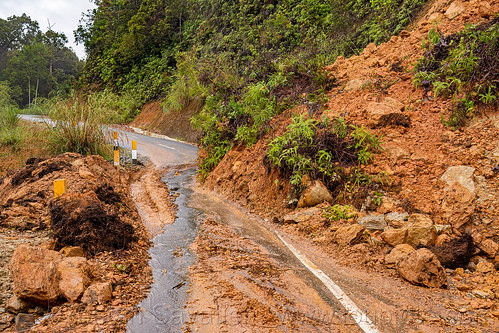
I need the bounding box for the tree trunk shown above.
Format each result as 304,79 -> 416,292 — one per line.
28,78 -> 31,108
35,78 -> 39,105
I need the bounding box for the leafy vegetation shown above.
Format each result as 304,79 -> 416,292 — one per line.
75,0 -> 428,174
266,115 -> 383,206
323,204 -> 357,222
414,18 -> 498,127
0,14 -> 83,108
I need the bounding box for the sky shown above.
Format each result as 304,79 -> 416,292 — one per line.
0,0 -> 98,59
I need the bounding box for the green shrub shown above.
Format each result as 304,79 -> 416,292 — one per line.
266,115 -> 382,197
45,92 -> 113,157
414,19 -> 499,127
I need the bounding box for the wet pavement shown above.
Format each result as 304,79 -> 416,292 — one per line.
127,168 -> 199,333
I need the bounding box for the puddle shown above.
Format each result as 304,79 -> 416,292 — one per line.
127,168 -> 199,333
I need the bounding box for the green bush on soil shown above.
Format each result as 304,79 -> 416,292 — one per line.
414,18 -> 499,128
266,115 -> 383,203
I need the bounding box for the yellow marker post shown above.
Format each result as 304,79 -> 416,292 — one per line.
53,179 -> 67,198
132,140 -> 137,164
114,150 -> 120,167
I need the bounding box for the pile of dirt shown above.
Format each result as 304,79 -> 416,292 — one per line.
0,153 -> 154,332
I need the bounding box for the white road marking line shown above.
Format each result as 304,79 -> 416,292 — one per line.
276,232 -> 380,333
158,143 -> 177,150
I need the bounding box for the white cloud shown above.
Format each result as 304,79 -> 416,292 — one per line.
0,0 -> 97,59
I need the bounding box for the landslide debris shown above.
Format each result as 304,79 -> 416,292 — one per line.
50,191 -> 136,254
0,153 -> 153,332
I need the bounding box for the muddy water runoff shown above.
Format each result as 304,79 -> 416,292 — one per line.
127,168 -> 199,333
127,166 -> 362,332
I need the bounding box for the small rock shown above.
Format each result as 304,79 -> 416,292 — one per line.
57,256 -> 91,302
385,244 -> 415,268
358,214 -> 387,231
434,233 -> 451,246
385,212 -> 409,228
476,261 -> 495,274
440,165 -> 476,194
344,78 -> 370,91
456,283 -> 472,292
282,207 -> 321,224
381,228 -> 407,247
297,180 -> 333,208
441,182 -> 475,229
365,98 -> 404,126
15,313 -> 36,332
81,282 -> 113,305
334,224 -> 366,246
59,246 -> 85,257
5,296 -> 31,314
406,214 -> 437,248
479,239 -> 499,258
0,312 -> 14,329
471,289 -> 494,299
445,1 -> 465,19
397,248 -> 448,288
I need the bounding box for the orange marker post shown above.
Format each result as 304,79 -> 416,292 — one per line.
53,179 -> 66,198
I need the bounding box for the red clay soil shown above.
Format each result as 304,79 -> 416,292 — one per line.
130,99 -> 203,144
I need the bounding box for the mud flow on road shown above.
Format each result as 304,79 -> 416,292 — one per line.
127,168 -> 199,333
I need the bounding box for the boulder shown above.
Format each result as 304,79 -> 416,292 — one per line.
445,1 -> 466,19
397,248 -> 448,288
59,246 -> 85,257
297,181 -> 333,208
334,224 -> 366,246
479,239 -> 499,258
440,165 -> 475,194
58,257 -> 91,302
441,182 -> 475,229
406,214 -> 437,248
283,207 -> 321,224
81,282 -> 113,305
358,214 -> 387,231
9,245 -> 63,304
5,295 -> 31,314
381,228 -> 408,247
385,244 -> 415,268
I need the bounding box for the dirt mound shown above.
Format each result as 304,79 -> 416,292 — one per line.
0,153 -> 143,240
50,191 -> 136,254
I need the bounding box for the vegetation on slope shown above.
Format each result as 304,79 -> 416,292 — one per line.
76,0 -> 429,174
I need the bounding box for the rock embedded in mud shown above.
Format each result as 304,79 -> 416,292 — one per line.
475,261 -> 495,274
397,248 -> 448,288
440,165 -> 476,194
365,97 -> 405,126
297,180 -> 333,208
57,257 -> 91,302
441,182 -> 475,229
0,312 -> 14,330
9,245 -> 63,304
81,282 -> 113,305
59,246 -> 85,257
5,295 -> 31,314
334,224 -> 366,246
385,212 -> 409,228
282,207 -> 321,224
478,239 -> 499,258
406,214 -> 437,248
385,244 -> 415,268
358,214 -> 387,231
381,228 -> 408,246
50,191 -> 136,253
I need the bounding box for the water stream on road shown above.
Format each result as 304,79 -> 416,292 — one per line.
127,168 -> 199,333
